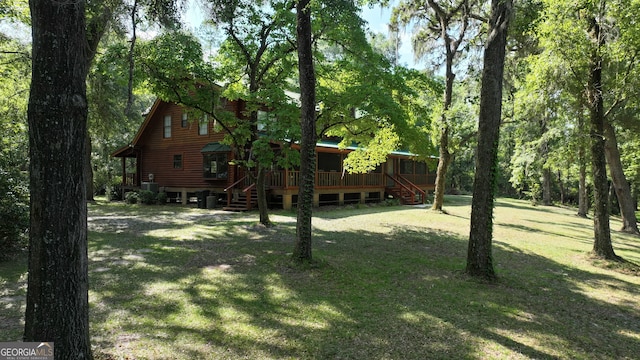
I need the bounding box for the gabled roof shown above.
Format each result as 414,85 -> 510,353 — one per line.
130,98 -> 163,147
110,98 -> 163,158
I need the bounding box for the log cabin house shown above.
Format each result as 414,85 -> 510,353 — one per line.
112,98 -> 437,211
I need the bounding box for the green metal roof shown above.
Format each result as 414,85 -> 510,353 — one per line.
315,140 -> 436,158
201,142 -> 231,153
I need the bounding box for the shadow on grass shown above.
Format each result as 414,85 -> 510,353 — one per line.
82,203 -> 640,360
2,200 -> 638,359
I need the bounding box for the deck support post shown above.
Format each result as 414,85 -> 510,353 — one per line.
181,189 -> 188,205
283,194 -> 293,210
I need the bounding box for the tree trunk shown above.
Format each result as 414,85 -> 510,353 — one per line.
432,127 -> 451,211
431,34 -> 456,211
540,117 -> 551,205
558,170 -> 565,204
542,167 -> 552,205
587,15 -> 617,260
577,117 -> 589,217
25,0 -> 93,358
603,121 -> 639,234
293,0 -> 316,263
85,134 -> 94,202
466,0 -> 511,280
256,165 -> 271,227
609,182 -> 619,215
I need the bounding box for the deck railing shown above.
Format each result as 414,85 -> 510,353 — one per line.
125,173 -> 137,186
265,170 -> 386,189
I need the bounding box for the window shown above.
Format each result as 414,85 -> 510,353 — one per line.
400,159 -> 414,174
199,114 -> 209,135
257,110 -> 268,131
173,154 -> 182,169
163,115 -> 171,138
257,110 -> 277,131
181,112 -> 188,128
203,153 -> 228,179
317,152 -> 341,172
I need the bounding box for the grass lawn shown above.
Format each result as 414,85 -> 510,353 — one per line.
1,195 -> 639,359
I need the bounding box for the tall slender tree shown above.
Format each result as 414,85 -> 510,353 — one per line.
604,121 -> 639,234
293,0 -> 316,262
392,0 -> 478,211
586,9 -> 617,259
466,0 -> 511,279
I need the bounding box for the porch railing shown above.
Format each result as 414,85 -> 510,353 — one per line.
265,170 -> 384,189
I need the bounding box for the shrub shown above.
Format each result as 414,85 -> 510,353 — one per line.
156,192 -> 168,204
383,198 -> 400,206
106,177 -> 122,201
0,168 -> 29,260
138,190 -> 156,205
125,191 -> 138,204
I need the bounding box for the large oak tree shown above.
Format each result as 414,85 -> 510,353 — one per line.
466,0 -> 511,279
25,1 -> 93,357
25,1 -> 181,357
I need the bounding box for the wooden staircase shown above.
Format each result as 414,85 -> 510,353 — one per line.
223,175 -> 259,211
223,187 -> 258,211
386,186 -> 424,205
385,174 -> 426,205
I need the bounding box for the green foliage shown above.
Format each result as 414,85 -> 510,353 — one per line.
156,191 -> 168,204
88,34 -> 157,200
508,0 -> 640,205
0,167 -> 28,260
318,39 -> 440,172
342,126 -> 400,173
0,0 -> 29,24
125,191 -> 139,204
0,28 -> 30,260
138,190 -> 157,205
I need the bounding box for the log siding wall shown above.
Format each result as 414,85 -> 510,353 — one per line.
138,101 -> 238,189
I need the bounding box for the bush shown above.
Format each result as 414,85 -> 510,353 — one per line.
0,168 -> 29,260
106,177 -> 122,201
107,184 -> 122,201
125,191 -> 138,204
383,198 -> 400,207
138,190 -> 156,205
156,192 -> 168,204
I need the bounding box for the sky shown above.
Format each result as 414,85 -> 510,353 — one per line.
182,0 -> 419,69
